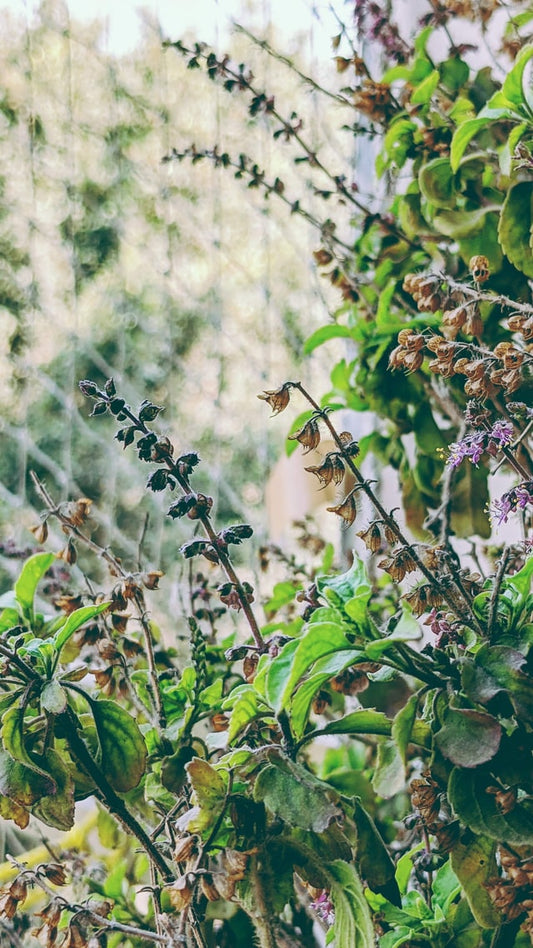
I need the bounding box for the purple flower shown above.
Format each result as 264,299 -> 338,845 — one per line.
488,420 -> 514,447
310,890 -> 335,926
447,432 -> 485,468
491,481 -> 533,524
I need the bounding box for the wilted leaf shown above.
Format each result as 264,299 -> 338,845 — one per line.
91,700 -> 147,793
434,707 -> 501,767
391,693 -> 419,766
419,157 -> 456,209
462,644 -> 533,724
32,748 -> 75,831
0,793 -> 29,829
253,755 -> 341,832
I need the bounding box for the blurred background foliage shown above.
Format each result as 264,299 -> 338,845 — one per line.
0,0 -> 346,585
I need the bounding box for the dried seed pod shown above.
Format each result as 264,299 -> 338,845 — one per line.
30,521 -> 49,544
200,873 -> 221,902
257,382 -> 292,415
167,875 -> 195,911
326,493 -> 357,526
469,254 -> 490,283
288,418 -> 321,453
173,834 -> 199,864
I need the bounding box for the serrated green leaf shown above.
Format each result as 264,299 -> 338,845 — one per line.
91,699 -> 147,792
14,552 -> 55,621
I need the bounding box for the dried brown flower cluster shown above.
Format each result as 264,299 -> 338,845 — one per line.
486,847 -> 533,942
353,80 -> 397,123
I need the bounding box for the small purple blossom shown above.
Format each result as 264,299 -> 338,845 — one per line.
488,420 -> 514,448
447,420 -> 514,469
447,432 -> 485,468
310,890 -> 335,926
490,481 -> 533,524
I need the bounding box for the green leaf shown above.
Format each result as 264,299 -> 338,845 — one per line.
391,693 -> 419,766
327,860 -> 374,948
0,604 -> 19,634
253,755 -> 341,832
450,109 -> 522,171
353,800 -> 399,899
502,42 -> 533,108
373,740 -> 405,798
318,709 -> 430,748
433,206 -> 498,239
448,767 -> 533,844
14,552 -> 55,621
289,649 -> 362,739
227,686 -> 269,742
317,555 -> 371,605
40,680 -> 67,715
498,181 -> 533,278
410,69 -> 439,105
185,758 -> 228,833
91,699 -> 147,792
365,610 -> 421,660
440,57 -> 469,92
504,554 -> 533,599
266,622 -> 355,713
432,860 -> 461,913
450,835 -> 502,928
419,157 -> 456,208
434,707 -> 501,767
303,324 -> 353,354
54,602 -> 110,653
